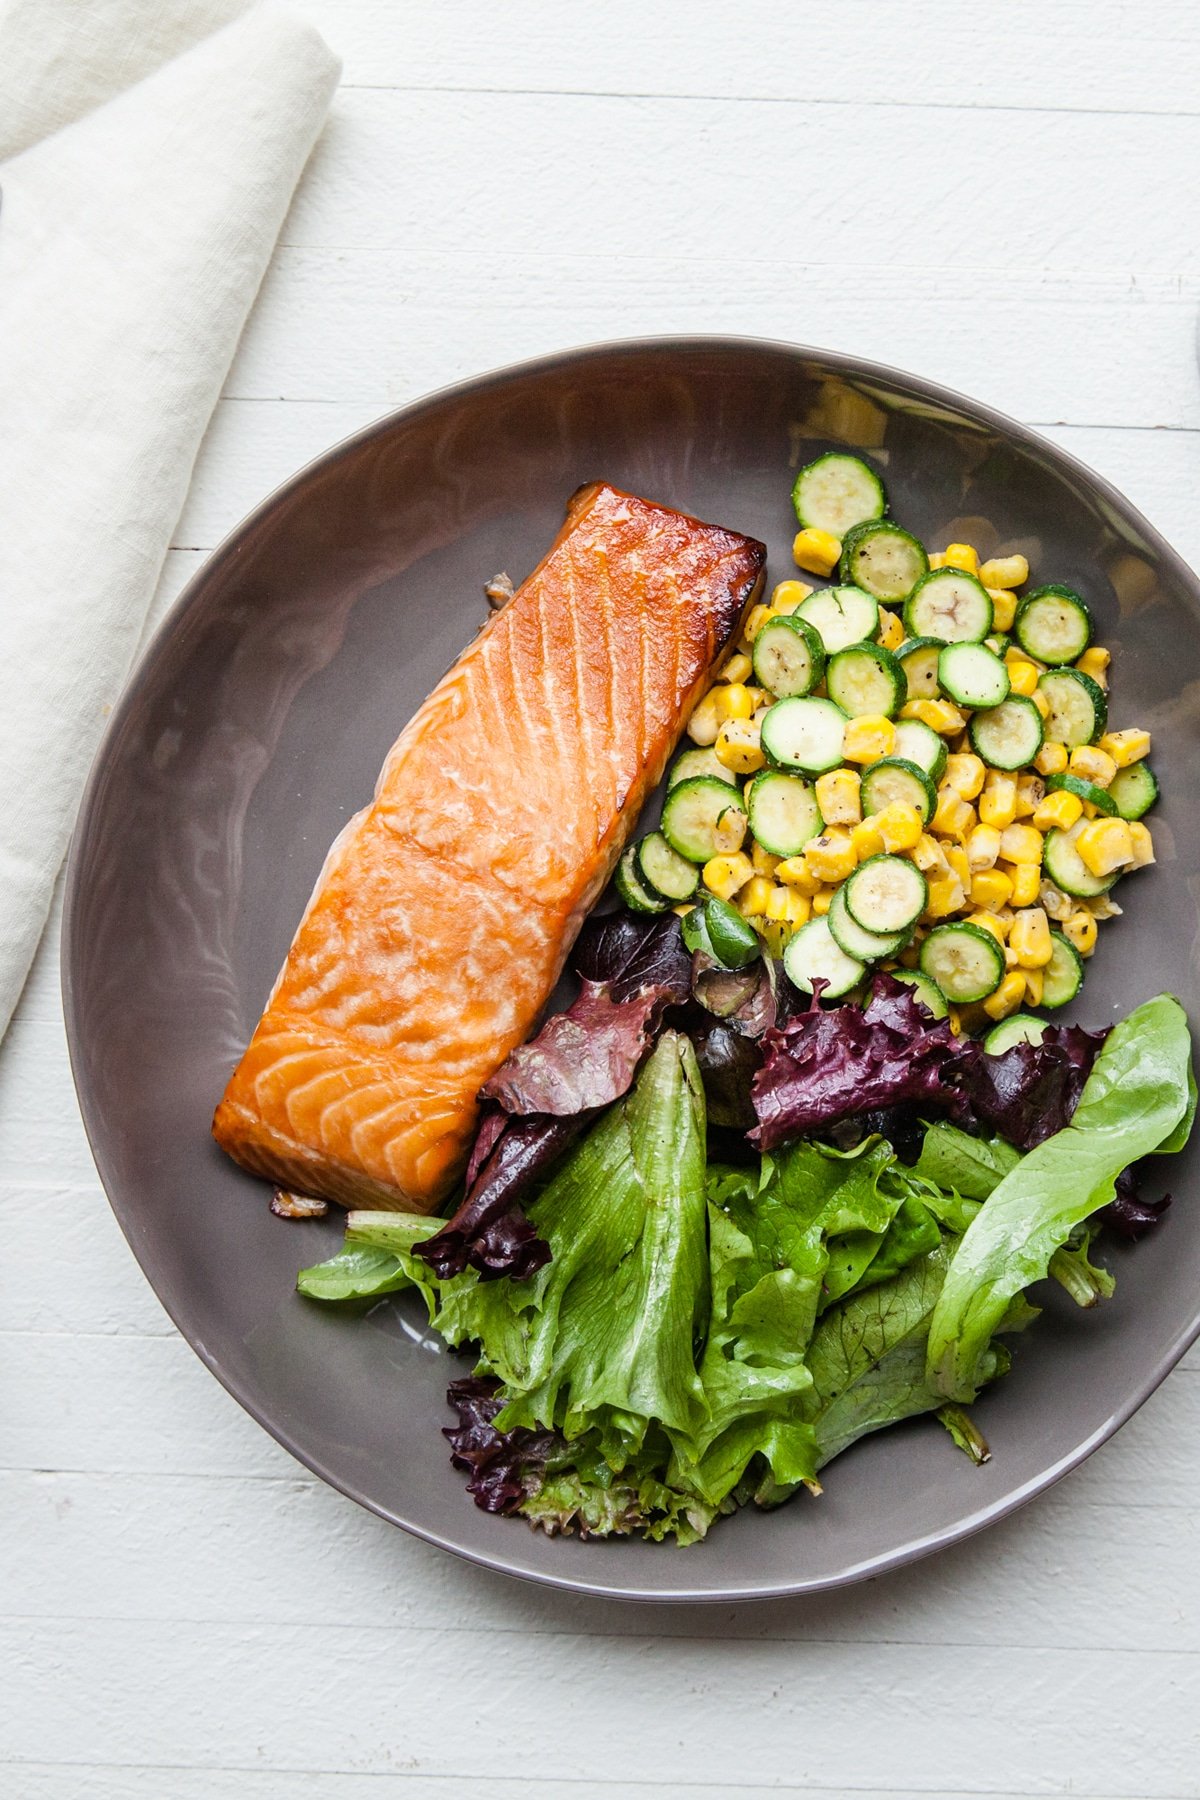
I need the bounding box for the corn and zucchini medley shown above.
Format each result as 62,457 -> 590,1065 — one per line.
616,451 -> 1159,1035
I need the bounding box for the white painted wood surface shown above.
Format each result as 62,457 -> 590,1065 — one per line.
4,3 -> 1200,1793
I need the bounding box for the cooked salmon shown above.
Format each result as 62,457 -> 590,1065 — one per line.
213,482 -> 766,1211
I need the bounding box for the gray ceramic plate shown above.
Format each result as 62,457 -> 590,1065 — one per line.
64,338 -> 1200,1602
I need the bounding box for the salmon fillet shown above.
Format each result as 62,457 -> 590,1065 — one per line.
213,482 -> 766,1211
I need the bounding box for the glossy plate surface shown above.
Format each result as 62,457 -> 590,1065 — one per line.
63,339 -> 1200,1601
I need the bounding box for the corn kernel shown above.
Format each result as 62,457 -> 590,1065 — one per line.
1007,660 -> 1039,698
1039,879 -> 1074,922
1023,967 -> 1045,1006
875,801 -> 924,853
1076,818 -> 1134,877
752,841 -> 781,878
910,832 -> 950,875
925,875 -> 966,919
740,603 -> 773,647
815,767 -> 862,826
987,588 -> 1018,631
793,527 -> 842,577
752,917 -> 790,958
876,607 -> 905,651
1015,772 -> 1045,818
686,689 -> 722,746
983,971 -> 1027,1021
760,883 -> 790,922
717,651 -> 753,684
1009,906 -> 1053,968
966,910 -> 1007,945
1004,944 -> 1019,969
1007,861 -> 1042,907
971,868 -> 1013,910
1030,688 -> 1050,719
783,890 -> 811,928
1098,728 -> 1151,768
927,552 -> 947,570
930,789 -> 973,840
713,683 -> 755,725
999,822 -> 1043,865
965,823 -> 1002,873
943,543 -> 980,575
703,851 -> 754,901
980,554 -> 1029,589
1127,821 -> 1155,868
943,753 -> 986,800
979,773 -> 1018,829
901,697 -> 966,734
804,829 -> 859,884
1068,744 -> 1117,787
1033,789 -> 1082,832
1063,910 -> 1099,957
812,886 -> 835,916
946,844 -> 971,888
739,876 -> 775,918
1087,892 -> 1123,921
770,578 -> 812,616
715,718 -> 766,774
1006,643 -> 1044,672
843,715 -> 896,763
1075,646 -> 1111,681
1034,739 -> 1069,776
775,856 -> 821,895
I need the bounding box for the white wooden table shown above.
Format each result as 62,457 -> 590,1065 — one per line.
4,4 -> 1200,1793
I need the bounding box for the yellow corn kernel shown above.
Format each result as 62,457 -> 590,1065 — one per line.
703,851 -> 754,901
932,788 -> 975,840
911,832 -> 950,875
811,886 -> 835,916
1034,739 -> 1069,776
979,554 -> 1029,589
1063,910 -> 1099,957
875,801 -> 924,853
1014,773 -> 1045,818
740,602 -> 773,647
1039,879 -> 1073,922
943,543 -> 980,575
943,753 -> 986,801
1033,789 -> 1083,832
761,883 -> 791,922
987,588 -> 1018,631
1009,906 -> 1053,968
875,607 -> 904,651
901,697 -> 966,735
739,876 -> 776,918
979,773 -> 1018,829
792,527 -> 842,577
717,651 -> 753,685
983,971 -> 1027,1022
842,715 -> 896,763
999,822 -> 1044,866
775,856 -> 821,895
1006,643 -> 1043,671
784,889 -> 812,929
1127,821 -> 1155,868
815,767 -> 863,826
965,823 -> 1002,873
927,552 -> 947,570
1023,967 -> 1045,1006
971,867 -> 1013,910
686,689 -> 722,746
965,911 -> 1007,946
1007,660 -> 1039,698
1030,688 -> 1051,720
1076,818 -> 1134,877
945,845 -> 971,889
752,917 -> 790,958
752,841 -> 781,878
1005,861 -> 1041,907
849,816 -> 885,862
804,829 -> 859,884
770,578 -> 812,616
1087,892 -> 1123,921
1075,646 -> 1111,682
925,875 -> 966,919
1068,744 -> 1117,788
715,719 -> 766,774
714,683 -> 755,725
1098,728 -> 1151,768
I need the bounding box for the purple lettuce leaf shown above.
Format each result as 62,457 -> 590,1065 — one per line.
481,980 -> 668,1116
951,1024 -> 1108,1151
571,910 -> 692,1003
443,1376 -> 560,1513
415,1114 -> 581,1281
1099,1164 -> 1172,1239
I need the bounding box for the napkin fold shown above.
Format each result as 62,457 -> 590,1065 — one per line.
0,0 -> 340,1039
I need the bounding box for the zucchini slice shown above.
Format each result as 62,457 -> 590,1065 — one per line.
1107,761 -> 1159,820
984,1014 -> 1049,1053
919,921 -> 1005,1003
668,746 -> 737,788
1013,585 -> 1093,665
937,641 -> 1011,710
844,854 -> 928,934
825,641 -> 906,718
661,776 -> 748,864
1042,817 -> 1117,898
797,585 -> 879,654
896,636 -> 945,701
746,770 -> 824,857
792,452 -> 886,537
891,969 -> 949,1019
760,696 -> 849,775
828,885 -> 908,962
859,756 -> 937,824
1037,668 -> 1107,747
904,568 -> 993,644
1041,929 -> 1085,1009
968,695 -> 1044,770
1045,771 -> 1117,817
615,845 -> 670,914
893,716 -> 948,781
752,614 -> 826,699
840,521 -> 929,603
783,914 -> 865,999
636,831 -> 700,902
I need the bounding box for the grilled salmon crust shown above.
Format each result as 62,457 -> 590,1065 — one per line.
213,482 -> 766,1211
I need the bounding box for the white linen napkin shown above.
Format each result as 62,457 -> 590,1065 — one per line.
0,0 -> 340,1039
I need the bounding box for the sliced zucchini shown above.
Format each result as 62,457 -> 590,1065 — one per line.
825,642 -> 906,718
1044,771 -> 1117,817
636,831 -> 700,902
904,568 -> 993,644
937,641 -> 1011,710
668,746 -> 737,788
783,914 -> 865,999
919,921 -> 1005,1003
891,969 -> 949,1020
1107,761 -> 1158,821
828,885 -> 908,962
752,614 -> 826,699
1042,817 -> 1117,898
840,521 -> 929,603
968,695 -> 1044,770
615,845 -> 670,914
760,696 -> 849,775
746,770 -> 824,857
984,1015 -> 1048,1053
701,896 -> 762,970
1041,929 -> 1084,1009
1037,668 -> 1107,747
797,585 -> 879,654
844,855 -> 928,934
661,776 -> 748,864
792,452 -> 886,537
859,756 -> 937,824
896,636 -> 945,701
1013,585 -> 1093,665
893,716 -> 948,781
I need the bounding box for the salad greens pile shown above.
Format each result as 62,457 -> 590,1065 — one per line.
298,987 -> 1194,1545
